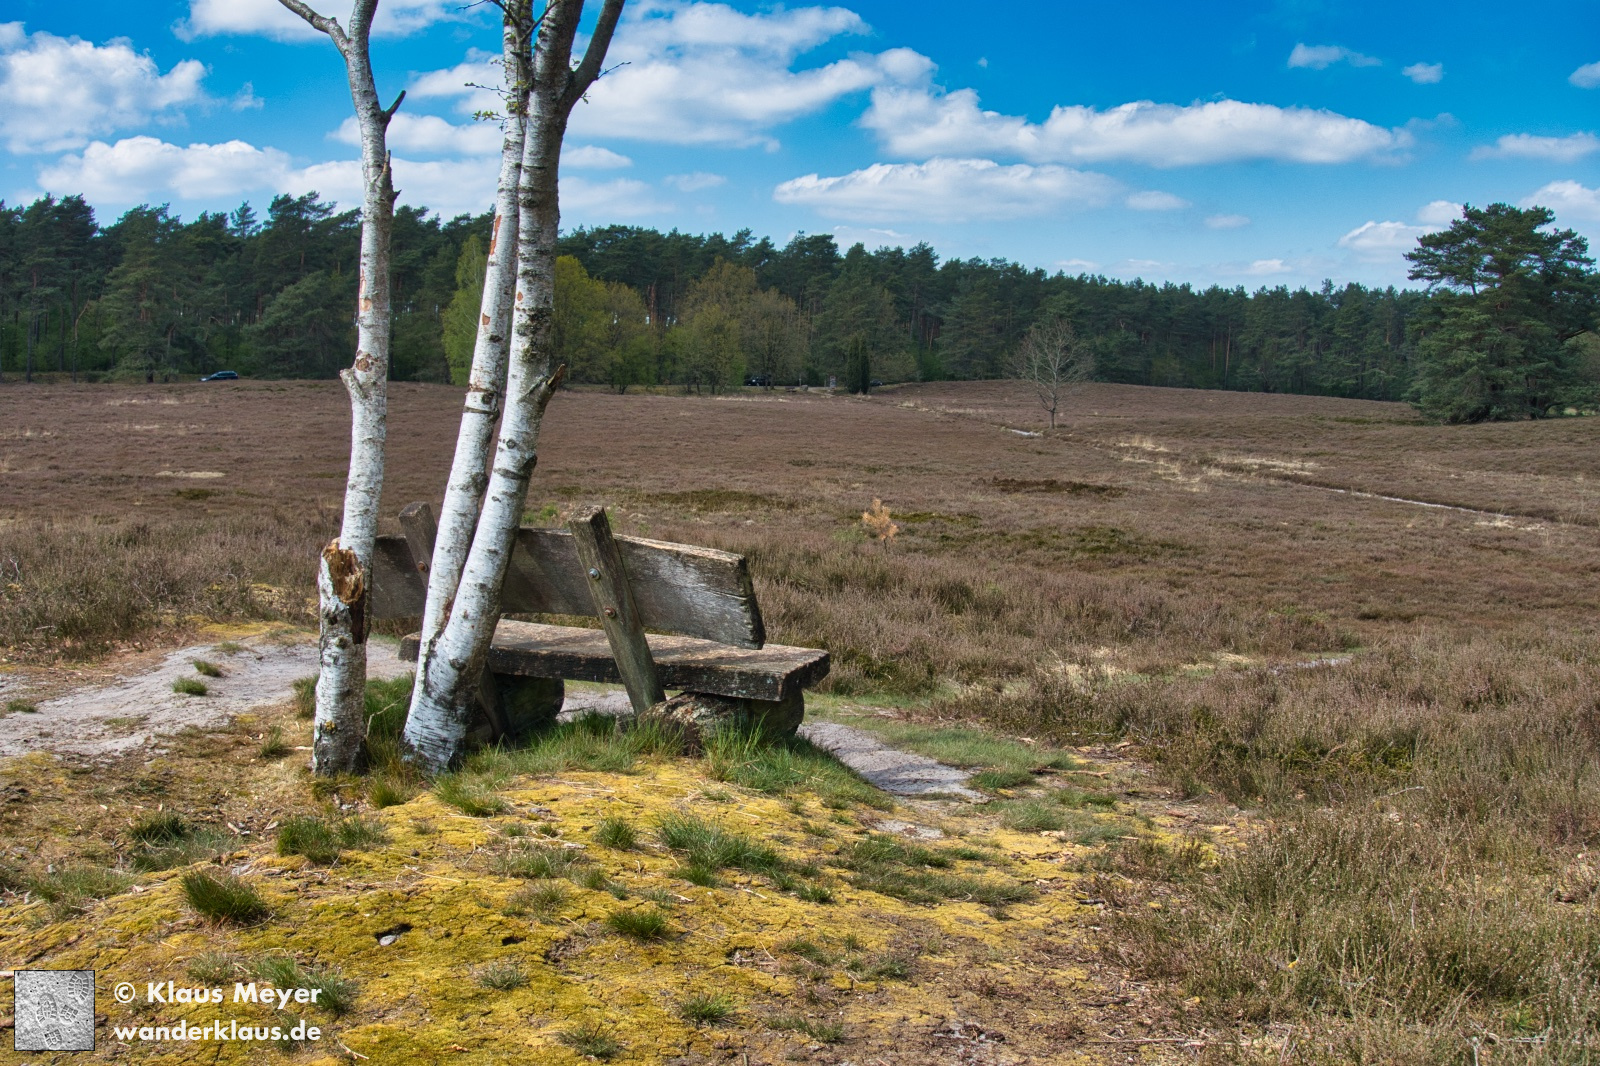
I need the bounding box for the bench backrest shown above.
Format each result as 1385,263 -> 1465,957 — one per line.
370,510 -> 766,649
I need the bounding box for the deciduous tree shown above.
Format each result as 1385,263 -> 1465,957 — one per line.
277,0 -> 403,774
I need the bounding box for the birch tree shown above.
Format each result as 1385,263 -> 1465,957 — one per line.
403,0 -> 625,772
277,0 -> 401,774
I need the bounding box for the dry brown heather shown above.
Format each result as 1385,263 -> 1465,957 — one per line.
4,379 -> 1600,1060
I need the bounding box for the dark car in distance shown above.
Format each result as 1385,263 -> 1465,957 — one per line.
200,370 -> 239,381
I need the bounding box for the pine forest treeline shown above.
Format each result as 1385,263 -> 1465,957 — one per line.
0,191 -> 1463,400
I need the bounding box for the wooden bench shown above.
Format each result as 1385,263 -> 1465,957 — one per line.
370,502 -> 829,743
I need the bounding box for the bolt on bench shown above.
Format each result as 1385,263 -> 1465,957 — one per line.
370,502 -> 829,744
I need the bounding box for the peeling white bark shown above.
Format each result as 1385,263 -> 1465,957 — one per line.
279,0 -> 398,775
410,9 -> 530,722
404,0 -> 625,772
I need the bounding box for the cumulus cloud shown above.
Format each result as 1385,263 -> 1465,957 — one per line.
1523,180 -> 1600,223
1288,43 -> 1381,70
0,23 -> 206,153
1415,200 -> 1463,226
1338,201 -> 1461,262
1244,258 -> 1293,275
30,134 -> 662,220
36,136 -> 292,202
1402,62 -> 1443,84
1469,132 -> 1599,162
335,113 -> 502,156
412,2 -> 929,148
564,145 -> 633,169
664,171 -> 726,191
1570,61 -> 1600,89
1205,213 -> 1251,229
772,157 -> 1119,222
860,86 -> 1409,167
178,0 -> 461,41
1338,220 -> 1428,259
1125,190 -> 1189,211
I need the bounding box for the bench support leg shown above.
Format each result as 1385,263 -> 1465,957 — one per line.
569,505 -> 665,714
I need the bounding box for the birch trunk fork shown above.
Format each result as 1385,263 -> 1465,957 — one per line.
411,3 -> 531,713
404,0 -> 625,772
278,0 -> 401,774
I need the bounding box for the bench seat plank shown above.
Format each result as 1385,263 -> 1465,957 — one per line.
398,620 -> 828,703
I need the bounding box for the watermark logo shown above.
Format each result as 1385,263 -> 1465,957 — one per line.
13,969 -> 95,1052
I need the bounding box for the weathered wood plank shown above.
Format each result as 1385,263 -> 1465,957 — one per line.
399,501 -> 439,577
398,621 -> 829,703
567,504 -> 665,713
371,536 -> 426,618
372,514 -> 765,648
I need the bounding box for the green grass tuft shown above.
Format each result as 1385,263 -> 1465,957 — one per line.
703,726 -> 891,809
181,870 -> 270,924
291,676 -> 317,719
192,659 -> 223,677
3,699 -> 38,716
476,960 -> 529,991
503,880 -> 570,918
656,812 -> 782,874
605,907 -> 673,941
251,956 -> 357,1015
593,815 -> 639,850
368,776 -> 416,808
556,1023 -> 621,1060
130,811 -> 190,843
679,993 -> 735,1023
29,865 -> 131,917
493,843 -> 590,882
172,677 -> 208,696
256,725 -> 290,759
185,951 -> 242,984
433,774 -> 507,816
768,1014 -> 845,1042
275,814 -> 386,865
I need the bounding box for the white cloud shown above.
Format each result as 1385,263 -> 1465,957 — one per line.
1570,61 -> 1600,89
1056,258 -> 1099,272
30,134 -> 663,220
1205,213 -> 1250,229
411,3 -> 929,149
1523,180 -> 1600,223
335,113 -> 503,156
0,23 -> 206,153
178,0 -> 460,41
860,86 -> 1409,167
1338,219 -> 1427,259
564,145 -> 633,169
773,157 -> 1119,222
1288,43 -> 1381,70
1126,190 -> 1189,211
664,171 -> 726,191
1402,62 -> 1443,84
1415,200 -> 1463,226
1244,258 -> 1293,275
37,136 -> 292,202
1469,132 -> 1600,162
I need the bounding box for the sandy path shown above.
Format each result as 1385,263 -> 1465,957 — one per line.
797,721 -> 983,799
0,636 -> 413,759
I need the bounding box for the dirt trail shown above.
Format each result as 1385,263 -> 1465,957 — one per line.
0,635 -> 412,759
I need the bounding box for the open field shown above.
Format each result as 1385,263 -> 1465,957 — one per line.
3,379 -> 1599,1062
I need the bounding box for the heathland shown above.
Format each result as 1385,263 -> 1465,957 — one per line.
2,379 -> 1598,1063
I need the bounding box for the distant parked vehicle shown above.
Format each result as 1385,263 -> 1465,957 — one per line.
200,370 -> 239,381
744,374 -> 772,387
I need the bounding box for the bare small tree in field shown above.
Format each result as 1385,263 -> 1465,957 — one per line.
1013,316 -> 1094,429
277,0 -> 401,774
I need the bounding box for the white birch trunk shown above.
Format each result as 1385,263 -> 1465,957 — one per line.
403,0 -> 625,772
279,0 -> 398,774
410,9 -> 530,706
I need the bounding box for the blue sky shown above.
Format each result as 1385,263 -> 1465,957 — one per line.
3,0 -> 1597,289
